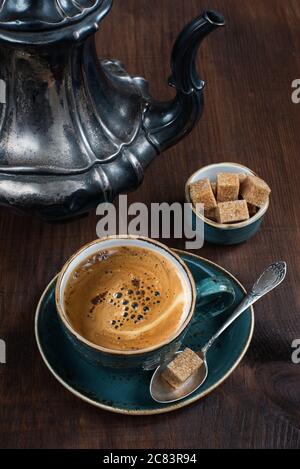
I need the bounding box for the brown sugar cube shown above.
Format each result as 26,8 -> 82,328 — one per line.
189,178 -> 217,210
217,173 -> 240,202
241,175 -> 271,208
247,203 -> 258,217
162,348 -> 203,389
204,207 -> 217,221
238,173 -> 247,184
211,182 -> 217,196
216,200 -> 250,224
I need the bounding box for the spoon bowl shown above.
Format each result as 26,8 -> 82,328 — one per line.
150,351 -> 207,404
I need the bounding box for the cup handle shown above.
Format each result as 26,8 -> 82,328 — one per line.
195,276 -> 235,317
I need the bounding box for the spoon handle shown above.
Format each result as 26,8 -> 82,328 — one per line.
201,262 -> 287,355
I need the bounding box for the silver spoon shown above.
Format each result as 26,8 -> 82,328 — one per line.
150,261 -> 287,404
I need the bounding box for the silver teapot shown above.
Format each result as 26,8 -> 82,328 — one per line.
0,1 -> 225,221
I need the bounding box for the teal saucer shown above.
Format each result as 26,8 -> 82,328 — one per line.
35,251 -> 254,415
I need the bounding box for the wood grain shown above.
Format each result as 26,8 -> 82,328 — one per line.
0,0 -> 299,449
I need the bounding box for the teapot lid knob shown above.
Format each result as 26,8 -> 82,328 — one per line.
0,0 -> 112,45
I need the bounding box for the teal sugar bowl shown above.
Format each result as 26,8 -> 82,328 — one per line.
185,162 -> 269,245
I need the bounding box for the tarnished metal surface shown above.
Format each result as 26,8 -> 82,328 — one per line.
0,0 -> 112,44
0,2 -> 224,221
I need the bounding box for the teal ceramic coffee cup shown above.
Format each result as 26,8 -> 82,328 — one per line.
56,236 -> 235,370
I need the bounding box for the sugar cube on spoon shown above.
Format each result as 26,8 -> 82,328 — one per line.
162,348 -> 203,389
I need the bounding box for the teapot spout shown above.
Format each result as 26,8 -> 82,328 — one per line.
142,10 -> 225,153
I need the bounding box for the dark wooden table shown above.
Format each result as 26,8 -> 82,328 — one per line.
0,0 -> 299,450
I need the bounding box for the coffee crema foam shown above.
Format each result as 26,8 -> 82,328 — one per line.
64,246 -> 189,351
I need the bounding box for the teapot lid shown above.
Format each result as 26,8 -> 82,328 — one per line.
0,0 -> 112,45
